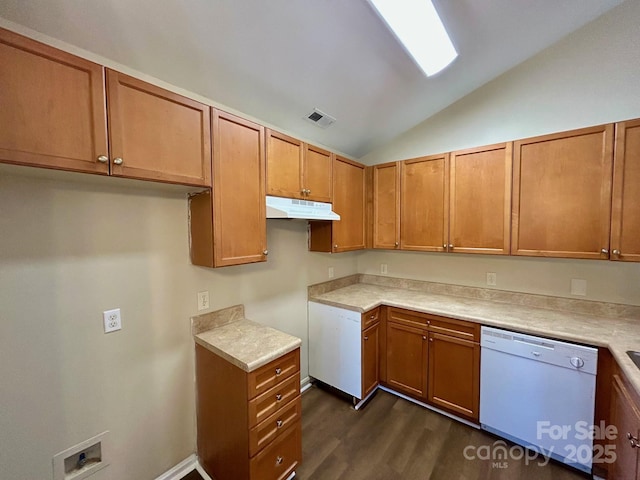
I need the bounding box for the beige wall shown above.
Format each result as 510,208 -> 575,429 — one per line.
0,171 -> 358,480
357,0 -> 640,306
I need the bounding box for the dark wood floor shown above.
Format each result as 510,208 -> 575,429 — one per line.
296,385 -> 589,480
183,385 -> 590,480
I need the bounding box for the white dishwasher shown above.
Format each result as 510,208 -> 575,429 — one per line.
480,326 -> 598,473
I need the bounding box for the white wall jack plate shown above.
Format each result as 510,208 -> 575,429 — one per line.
486,272 -> 497,286
381,263 -> 388,275
328,267 -> 334,279
571,279 -> 587,296
102,309 -> 121,333
197,291 -> 210,311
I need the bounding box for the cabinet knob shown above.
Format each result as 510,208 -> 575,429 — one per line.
443,244 -> 447,249
276,456 -> 284,466
449,244 -> 454,249
395,242 -> 399,247
306,189 -> 311,195
364,336 -> 369,341
276,393 -> 282,401
113,157 -> 123,165
628,432 -> 640,448
422,335 -> 427,340
601,248 -> 609,255
301,189 -> 306,195
97,155 -> 108,164
263,249 -> 269,256
370,314 -> 375,319
276,419 -> 283,428
275,367 -> 282,375
429,338 -> 433,342
334,244 -> 338,249
613,249 -> 621,256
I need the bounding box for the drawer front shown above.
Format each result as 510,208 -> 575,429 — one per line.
387,307 -> 429,328
249,396 -> 301,457
249,373 -> 300,428
429,317 -> 479,341
248,349 -> 300,399
362,307 -> 380,329
250,420 -> 301,480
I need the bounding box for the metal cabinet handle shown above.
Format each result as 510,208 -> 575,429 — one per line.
113,157 -> 123,165
263,249 -> 269,256
422,335 -> 427,340
306,189 -> 311,195
334,244 -> 338,249
628,433 -> 640,448
429,338 -> 433,342
601,248 -> 609,254
276,393 -> 282,401
276,419 -> 283,428
275,367 -> 282,375
364,336 -> 369,340
395,242 -> 399,247
613,249 -> 621,256
443,244 -> 447,249
97,155 -> 108,164
276,456 -> 284,465
449,244 -> 454,249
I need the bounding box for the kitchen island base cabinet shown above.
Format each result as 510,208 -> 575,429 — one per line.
195,345 -> 301,480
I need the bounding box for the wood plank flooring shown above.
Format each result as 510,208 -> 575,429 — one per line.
296,385 -> 590,480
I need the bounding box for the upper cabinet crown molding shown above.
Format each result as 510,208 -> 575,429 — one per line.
512,125 -> 614,259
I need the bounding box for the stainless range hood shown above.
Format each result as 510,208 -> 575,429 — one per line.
266,195 -> 340,221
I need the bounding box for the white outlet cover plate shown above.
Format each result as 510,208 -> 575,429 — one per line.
486,272 -> 497,286
103,308 -> 121,333
328,267 -> 335,278
197,291 -> 210,311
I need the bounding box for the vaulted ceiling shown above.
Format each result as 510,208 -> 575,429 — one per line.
0,0 -> 626,157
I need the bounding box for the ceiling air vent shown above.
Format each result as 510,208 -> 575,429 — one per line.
305,108 -> 336,129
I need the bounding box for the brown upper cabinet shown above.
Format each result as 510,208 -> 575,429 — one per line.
106,70 -> 211,186
512,125 -> 614,259
0,28 -> 108,174
309,156 -> 366,253
266,129 -> 332,202
611,119 -> 640,262
449,143 -> 512,255
372,162 -> 401,249
0,28 -> 211,187
400,154 -> 449,252
189,110 -> 267,267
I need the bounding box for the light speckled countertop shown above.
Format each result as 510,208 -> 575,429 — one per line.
309,278 -> 640,396
192,305 -> 301,372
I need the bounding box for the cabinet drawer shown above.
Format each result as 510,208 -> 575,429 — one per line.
248,349 -> 300,399
388,307 -> 429,328
249,373 -> 300,428
429,317 -> 479,341
249,396 -> 301,457
362,307 -> 380,329
249,420 -> 301,480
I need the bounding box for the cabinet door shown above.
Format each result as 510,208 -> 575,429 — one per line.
427,332 -> 480,421
332,156 -> 366,252
106,70 -> 211,186
373,162 -> 400,249
303,144 -> 332,203
386,321 -> 428,400
512,125 -> 614,259
611,119 -> 640,262
450,143 -> 511,255
0,28 -> 108,174
212,110 -> 266,266
266,130 -> 303,199
361,323 -> 380,399
400,154 -> 449,252
611,374 -> 640,480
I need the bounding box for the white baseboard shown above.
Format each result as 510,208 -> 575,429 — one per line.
155,454 -> 197,480
300,375 -> 312,393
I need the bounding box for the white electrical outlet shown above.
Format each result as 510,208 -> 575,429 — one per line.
381,263 -> 388,275
328,267 -> 335,279
102,309 -> 121,333
197,291 -> 210,311
486,272 -> 497,286
571,279 -> 587,296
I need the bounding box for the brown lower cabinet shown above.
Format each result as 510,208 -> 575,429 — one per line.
610,366 -> 640,479
196,345 -> 302,480
382,307 -> 480,422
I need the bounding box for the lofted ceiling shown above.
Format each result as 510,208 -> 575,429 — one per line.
0,0 -> 625,158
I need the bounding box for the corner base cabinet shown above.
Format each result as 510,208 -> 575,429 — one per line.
196,345 -> 302,480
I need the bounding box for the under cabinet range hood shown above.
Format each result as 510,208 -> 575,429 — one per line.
266,195 -> 340,221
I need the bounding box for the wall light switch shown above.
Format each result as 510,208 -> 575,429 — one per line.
486,272 -> 497,286
103,309 -> 121,333
328,267 -> 334,279
570,279 -> 587,296
380,264 -> 388,275
197,291 -> 210,311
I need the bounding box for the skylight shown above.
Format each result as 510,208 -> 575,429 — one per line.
368,0 -> 458,77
